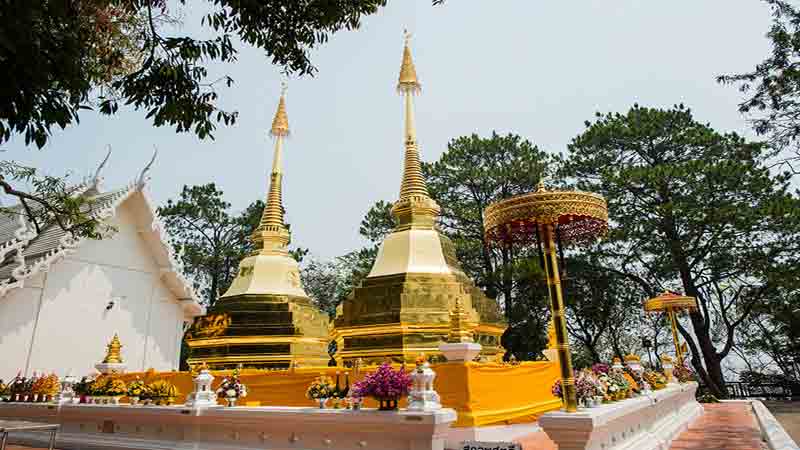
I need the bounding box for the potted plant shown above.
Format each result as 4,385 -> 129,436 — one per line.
105,378 -> 127,404
127,378 -> 145,405
305,375 -> 335,409
73,376 -> 92,403
643,370 -> 667,390
145,380 -> 178,406
0,379 -> 8,402
40,374 -> 60,402
30,373 -> 47,402
216,368 -> 248,407
351,363 -> 412,411
26,373 -> 39,402
89,376 -> 109,404
673,361 -> 696,383
8,373 -> 26,402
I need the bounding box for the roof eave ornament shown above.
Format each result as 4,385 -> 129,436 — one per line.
84,146 -> 112,197
137,147 -> 158,189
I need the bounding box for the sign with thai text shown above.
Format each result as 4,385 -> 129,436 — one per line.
460,441 -> 522,450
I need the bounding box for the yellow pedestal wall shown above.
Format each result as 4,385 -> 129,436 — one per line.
121,361 -> 560,427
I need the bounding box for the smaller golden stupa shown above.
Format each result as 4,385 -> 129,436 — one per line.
102,334 -> 123,364
447,299 -> 474,344
186,84 -> 329,369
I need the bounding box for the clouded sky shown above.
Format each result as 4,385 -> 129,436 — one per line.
3,1 -> 773,259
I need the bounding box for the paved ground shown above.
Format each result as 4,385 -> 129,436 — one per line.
763,400 -> 800,444
670,403 -> 765,450
519,402 -> 767,450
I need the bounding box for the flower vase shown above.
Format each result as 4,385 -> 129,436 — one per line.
317,397 -> 329,409
31,394 -> 38,402
378,398 -> 398,411
111,397 -> 121,405
226,396 -> 237,407
129,397 -> 139,406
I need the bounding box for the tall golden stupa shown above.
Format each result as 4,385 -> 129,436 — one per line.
186,85 -> 330,369
333,33 -> 507,365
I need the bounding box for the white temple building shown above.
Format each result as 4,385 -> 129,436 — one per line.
0,153 -> 205,381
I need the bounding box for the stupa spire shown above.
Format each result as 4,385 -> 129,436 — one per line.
252,83 -> 291,254
392,30 -> 440,229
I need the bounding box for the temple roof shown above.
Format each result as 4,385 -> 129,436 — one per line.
0,177 -> 204,316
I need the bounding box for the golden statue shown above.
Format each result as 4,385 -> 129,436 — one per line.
102,334 -> 123,364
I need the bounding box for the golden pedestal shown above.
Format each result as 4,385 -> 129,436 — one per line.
186,294 -> 329,370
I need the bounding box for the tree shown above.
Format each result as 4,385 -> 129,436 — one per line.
718,0 -> 800,175
560,104 -> 800,397
158,183 -> 264,306
300,246 -> 378,317
0,0 -> 456,149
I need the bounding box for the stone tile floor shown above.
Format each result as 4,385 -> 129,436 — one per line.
518,402 -> 768,450
669,403 -> 766,450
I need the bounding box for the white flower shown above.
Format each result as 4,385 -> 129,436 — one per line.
226,389 -> 236,397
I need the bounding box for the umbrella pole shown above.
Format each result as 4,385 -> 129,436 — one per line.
539,223 -> 577,412
667,309 -> 683,364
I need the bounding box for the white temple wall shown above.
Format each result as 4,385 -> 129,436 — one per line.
0,199 -> 189,381
0,273 -> 46,381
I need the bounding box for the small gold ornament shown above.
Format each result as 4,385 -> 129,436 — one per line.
102,334 -> 123,364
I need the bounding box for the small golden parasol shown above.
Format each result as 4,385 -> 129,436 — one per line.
644,291 -> 697,364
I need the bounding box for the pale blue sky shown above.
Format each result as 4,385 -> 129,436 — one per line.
2,1 -> 773,259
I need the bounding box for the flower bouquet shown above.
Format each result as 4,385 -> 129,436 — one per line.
142,380 -> 179,406
89,376 -> 110,403
73,376 -> 92,403
216,369 -> 247,407
26,373 -> 40,402
351,363 -> 412,411
643,370 -> 667,390
39,374 -> 60,402
30,373 -> 48,402
577,370 -> 603,407
673,361 -> 695,383
608,371 -> 631,400
305,375 -> 335,408
105,377 -> 127,404
127,378 -> 145,405
623,366 -> 645,394
9,373 -> 27,402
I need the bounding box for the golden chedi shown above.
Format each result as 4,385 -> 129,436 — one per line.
333,32 -> 506,365
103,334 -> 123,364
186,85 -> 329,369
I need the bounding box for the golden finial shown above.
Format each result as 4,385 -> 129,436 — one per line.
102,334 -> 123,364
253,84 -> 292,253
270,82 -> 289,137
447,298 -> 474,343
397,29 -> 420,94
